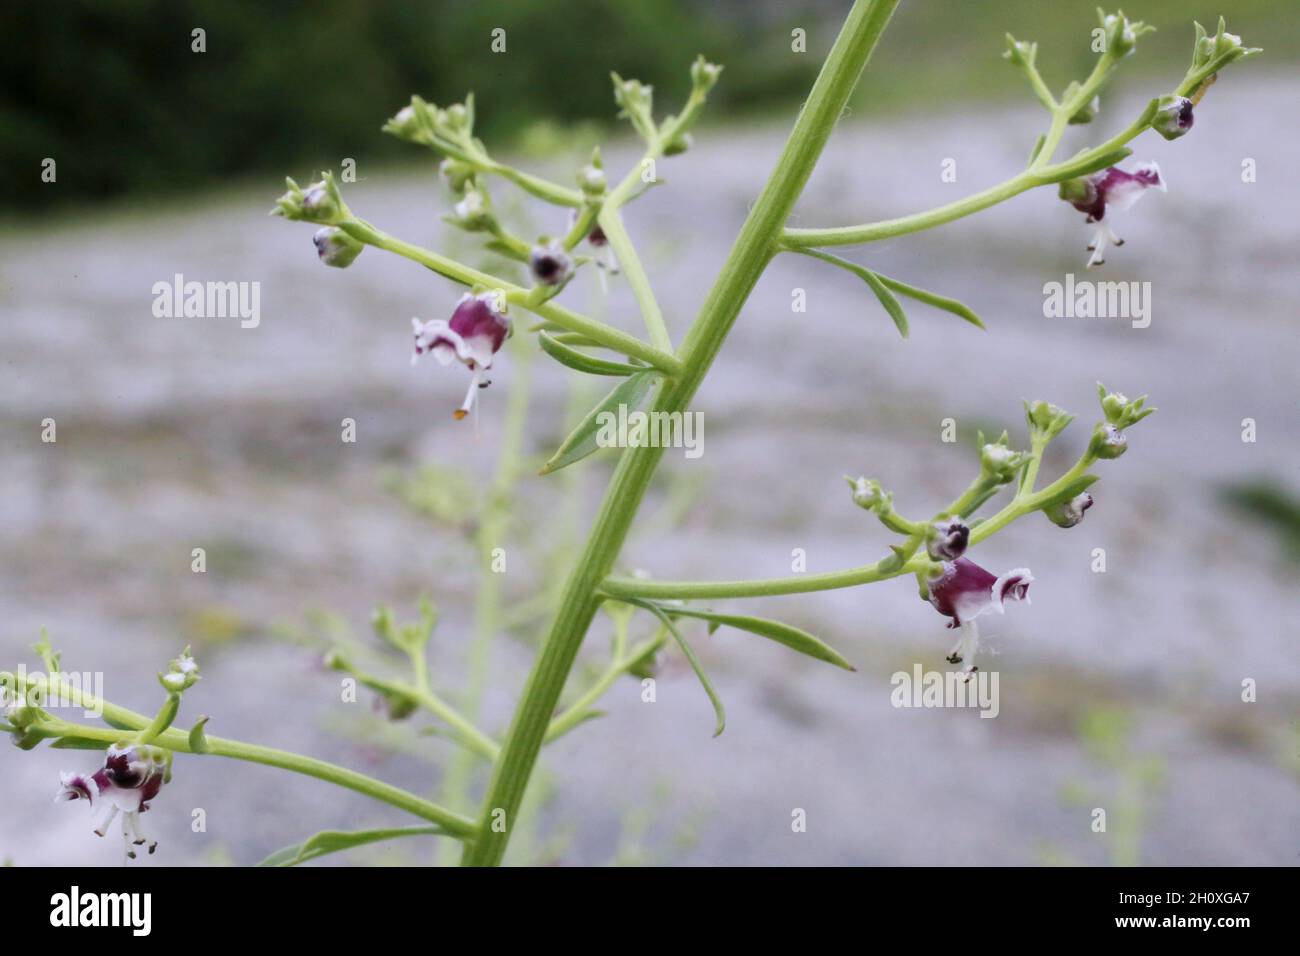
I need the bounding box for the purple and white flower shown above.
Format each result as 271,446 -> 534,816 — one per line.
412,292 -> 512,420
1063,161 -> 1166,268
529,241 -> 575,287
56,744 -> 167,859
926,518 -> 970,562
927,558 -> 1033,677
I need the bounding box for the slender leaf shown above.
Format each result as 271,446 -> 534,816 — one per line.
876,274 -> 985,330
630,600 -> 726,737
49,736 -> 113,750
539,331 -> 642,377
1027,133 -> 1046,165
797,248 -> 908,338
1037,473 -> 1100,510
539,370 -> 659,475
256,826 -> 447,867
658,607 -> 855,672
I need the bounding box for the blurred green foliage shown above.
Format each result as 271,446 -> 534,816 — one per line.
1219,477 -> 1300,562
1,0 -> 1290,213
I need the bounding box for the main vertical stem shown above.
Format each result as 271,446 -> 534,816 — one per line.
461,0 -> 900,866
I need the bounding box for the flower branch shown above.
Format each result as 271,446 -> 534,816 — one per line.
4,664 -> 479,841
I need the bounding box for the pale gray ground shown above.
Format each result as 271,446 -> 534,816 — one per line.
2,78 -> 1297,865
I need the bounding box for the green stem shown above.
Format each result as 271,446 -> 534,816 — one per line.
436,335 -> 535,864
339,218 -> 683,375
485,160 -> 584,207
781,76 -> 1155,249
134,693 -> 180,745
597,207 -> 672,352
601,452 -> 1098,602
460,0 -> 900,867
12,675 -> 478,840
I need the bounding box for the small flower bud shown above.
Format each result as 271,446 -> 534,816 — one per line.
160,648 -> 200,692
529,241 -> 574,287
1096,383 -> 1156,429
1044,492 -> 1094,528
926,518 -> 970,562
577,165 -> 606,197
271,173 -> 349,224
1089,422 -> 1128,460
663,131 -> 693,156
1002,35 -> 1037,69
1152,95 -> 1194,140
690,56 -> 723,94
613,77 -> 653,114
440,158 -> 476,194
1195,23 -> 1247,69
313,227 -> 363,269
301,179 -> 342,221
1024,400 -> 1074,442
451,190 -> 495,231
846,476 -> 884,511
979,433 -> 1029,484
1100,11 -> 1144,58
443,102 -> 469,132
383,103 -> 424,142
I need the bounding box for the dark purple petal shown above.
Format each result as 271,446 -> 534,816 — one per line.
1070,179 -> 1106,222
994,569 -> 1033,608
56,772 -> 97,803
927,558 -> 998,622
447,296 -> 509,356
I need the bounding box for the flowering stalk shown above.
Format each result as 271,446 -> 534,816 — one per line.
9,1 -> 1260,867
782,14 -> 1256,253
460,0 -> 903,867
4,668 -> 478,840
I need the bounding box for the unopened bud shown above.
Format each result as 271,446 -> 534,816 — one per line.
1152,95 -> 1194,140
313,227 -> 363,268
1044,492 -> 1094,528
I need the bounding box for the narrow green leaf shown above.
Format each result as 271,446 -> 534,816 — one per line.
792,248 -> 908,337
256,826 -> 447,867
550,331 -> 607,349
49,736 -> 112,750
659,607 -> 855,672
1038,473 -> 1100,510
1027,133 -> 1046,165
631,600 -> 726,737
538,331 -> 642,377
539,370 -> 659,475
875,274 -> 985,330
